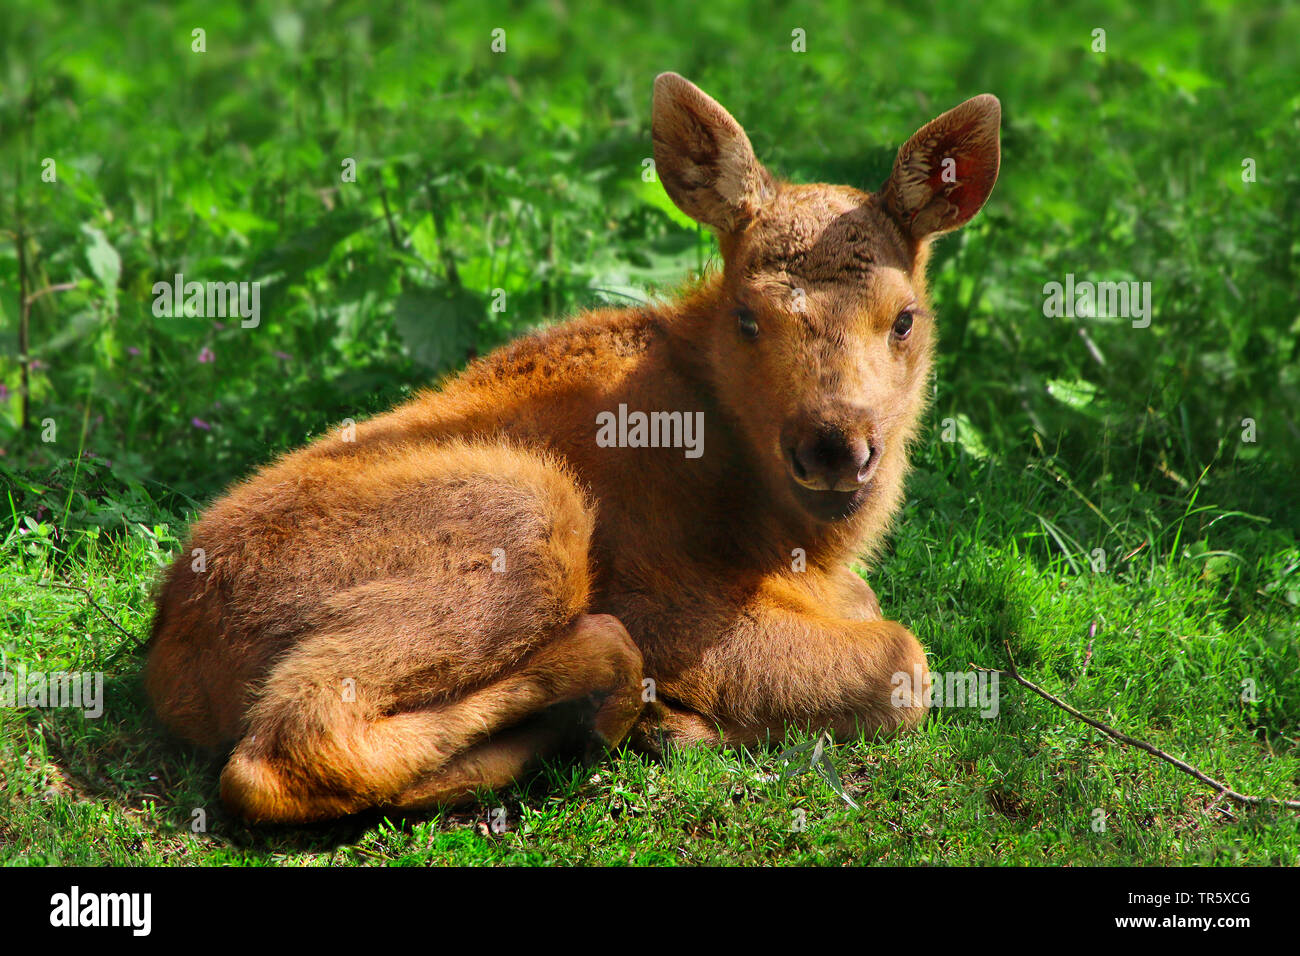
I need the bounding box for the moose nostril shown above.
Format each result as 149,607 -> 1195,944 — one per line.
790,449 -> 808,481
793,435 -> 833,482
855,444 -> 875,483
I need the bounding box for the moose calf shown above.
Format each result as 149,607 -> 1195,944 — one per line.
146,73 -> 1001,823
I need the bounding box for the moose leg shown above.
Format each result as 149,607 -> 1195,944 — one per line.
380,612 -> 646,811
638,580 -> 930,749
382,674 -> 643,811
221,612 -> 643,823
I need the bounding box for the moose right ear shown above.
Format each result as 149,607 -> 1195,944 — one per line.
881,94 -> 1002,242
652,73 -> 775,235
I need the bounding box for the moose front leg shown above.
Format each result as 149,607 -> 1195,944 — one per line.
833,565 -> 884,621
636,579 -> 929,749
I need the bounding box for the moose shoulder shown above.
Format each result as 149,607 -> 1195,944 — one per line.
145,73 -> 1001,823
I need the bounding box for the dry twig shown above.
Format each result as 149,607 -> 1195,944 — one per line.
973,640 -> 1300,811
36,579 -> 142,650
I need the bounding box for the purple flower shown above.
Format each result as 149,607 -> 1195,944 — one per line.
198,347 -> 215,364
212,321 -> 227,331
191,417 -> 212,431
127,346 -> 141,357
0,383 -> 8,401
273,350 -> 292,362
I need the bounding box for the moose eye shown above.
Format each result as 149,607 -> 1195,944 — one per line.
891,310 -> 915,340
736,308 -> 759,340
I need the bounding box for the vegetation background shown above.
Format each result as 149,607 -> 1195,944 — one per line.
1,0 -> 1297,865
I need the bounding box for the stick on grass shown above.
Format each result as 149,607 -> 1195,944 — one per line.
37,579 -> 141,649
973,640 -> 1300,811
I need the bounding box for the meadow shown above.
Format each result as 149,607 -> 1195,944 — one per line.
1,0 -> 1297,865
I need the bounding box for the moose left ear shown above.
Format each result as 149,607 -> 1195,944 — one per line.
881,94 -> 1001,242
652,72 -> 775,236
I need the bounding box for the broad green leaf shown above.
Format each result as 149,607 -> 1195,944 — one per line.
393,287 -> 484,371
81,225 -> 121,294
1046,378 -> 1098,411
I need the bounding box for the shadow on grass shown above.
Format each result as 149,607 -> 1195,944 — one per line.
25,656 -> 620,855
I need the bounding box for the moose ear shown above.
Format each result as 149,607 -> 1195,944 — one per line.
652,72 -> 775,235
881,94 -> 1001,242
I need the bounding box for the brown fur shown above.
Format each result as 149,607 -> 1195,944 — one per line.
145,73 -> 1001,823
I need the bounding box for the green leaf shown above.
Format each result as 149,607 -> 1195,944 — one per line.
393,287 -> 484,371
81,224 -> 121,294
816,751 -> 860,810
776,738 -> 818,781
949,412 -> 991,461
634,175 -> 697,231
1045,378 -> 1098,411
270,10 -> 304,52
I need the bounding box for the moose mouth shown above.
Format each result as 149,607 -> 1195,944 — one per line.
789,480 -> 870,522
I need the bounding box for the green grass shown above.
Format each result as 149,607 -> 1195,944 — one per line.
3,437 -> 1297,865
2,0 -> 1298,865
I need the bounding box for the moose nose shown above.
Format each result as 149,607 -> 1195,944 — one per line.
790,427 -> 878,492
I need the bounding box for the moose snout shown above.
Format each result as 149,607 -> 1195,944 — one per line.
785,419 -> 881,493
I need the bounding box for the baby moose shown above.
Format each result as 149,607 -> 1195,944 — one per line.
146,73 -> 1001,823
